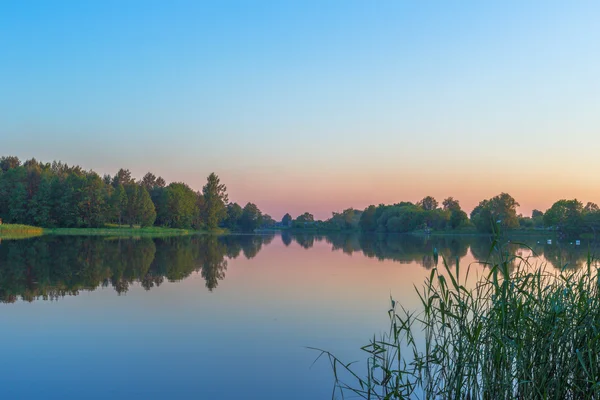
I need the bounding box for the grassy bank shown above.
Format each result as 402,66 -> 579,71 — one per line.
43,224 -> 229,237
0,224 -> 44,239
0,223 -> 227,238
44,226 -> 194,237
318,238 -> 600,399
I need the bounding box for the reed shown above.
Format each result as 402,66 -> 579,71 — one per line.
316,237 -> 600,399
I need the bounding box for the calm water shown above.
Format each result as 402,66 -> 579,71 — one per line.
0,233 -> 593,399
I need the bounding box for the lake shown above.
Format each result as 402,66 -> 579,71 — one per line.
0,233 -> 592,399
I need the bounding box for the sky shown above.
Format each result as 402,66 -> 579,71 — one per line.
1,0 -> 599,220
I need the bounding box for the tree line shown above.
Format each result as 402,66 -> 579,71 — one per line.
282,193 -> 600,238
0,156 -> 272,231
2,156 -> 599,236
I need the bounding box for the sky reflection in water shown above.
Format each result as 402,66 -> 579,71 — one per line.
0,233 -> 594,399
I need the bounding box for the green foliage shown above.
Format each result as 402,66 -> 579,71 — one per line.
329,208 -> 362,230
442,196 -> 460,211
449,209 -> 469,229
281,213 -> 292,227
224,202 -> 243,230
111,184 -> 127,225
260,214 -> 276,228
417,195 -> 438,211
471,193 -> 520,233
165,183 -> 198,229
293,212 -> 315,228
28,175 -> 52,227
0,156 -> 21,172
239,202 -> 263,232
518,215 -> 534,228
544,199 -> 584,237
359,205 -> 379,231
137,186 -> 156,227
202,173 -> 228,229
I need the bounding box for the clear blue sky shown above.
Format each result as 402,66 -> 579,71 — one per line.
1,1 -> 599,219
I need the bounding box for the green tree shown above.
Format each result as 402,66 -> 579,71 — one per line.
8,182 -> 27,223
544,199 -> 584,237
124,184 -> 140,227
584,202 -> 599,213
202,173 -> 228,229
239,202 -> 263,232
282,213 -> 293,227
470,193 -> 520,233
166,182 -> 198,228
449,209 -> 468,229
111,184 -> 127,225
532,209 -> 544,219
418,196 -> 439,211
441,197 -> 467,229
78,173 -> 107,227
224,203 -> 243,230
261,214 -> 275,228
141,172 -> 157,191
0,156 -> 21,172
359,205 -> 378,231
28,174 -> 52,226
442,197 -> 460,211
296,212 -> 314,223
136,186 -> 156,227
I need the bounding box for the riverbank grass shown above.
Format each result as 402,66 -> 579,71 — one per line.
0,224 -> 44,239
43,224 -> 228,237
317,238 -> 600,399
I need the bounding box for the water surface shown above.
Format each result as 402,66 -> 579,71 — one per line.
0,233 -> 592,399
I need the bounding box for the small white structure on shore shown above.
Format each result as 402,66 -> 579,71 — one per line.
576,240 -> 581,246
547,239 -> 552,245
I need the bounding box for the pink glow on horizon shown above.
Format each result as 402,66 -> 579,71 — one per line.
216,168 -> 600,221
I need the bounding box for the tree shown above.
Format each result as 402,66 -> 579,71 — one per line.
261,214 -> 275,228
532,209 -> 544,219
470,193 -> 520,233
359,205 -> 378,231
202,173 -> 228,229
193,192 -> 206,229
449,209 -> 469,229
442,197 -> 460,211
28,175 -> 52,226
441,197 -> 467,229
224,203 -> 243,230
544,199 -> 584,237
282,213 -> 293,227
141,172 -> 157,191
155,176 -> 166,188
124,184 -> 140,227
239,203 -> 263,232
165,183 -> 198,228
584,202 -> 599,213
78,173 -> 107,227
136,186 -> 156,227
296,212 -> 314,223
418,196 -> 438,211
0,156 -> 21,172
8,182 -> 27,223
112,169 -> 134,187
111,184 -> 127,225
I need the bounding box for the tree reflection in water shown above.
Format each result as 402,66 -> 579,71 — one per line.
0,232 -> 595,302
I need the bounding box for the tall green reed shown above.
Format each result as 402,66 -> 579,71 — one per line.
315,237 -> 600,399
